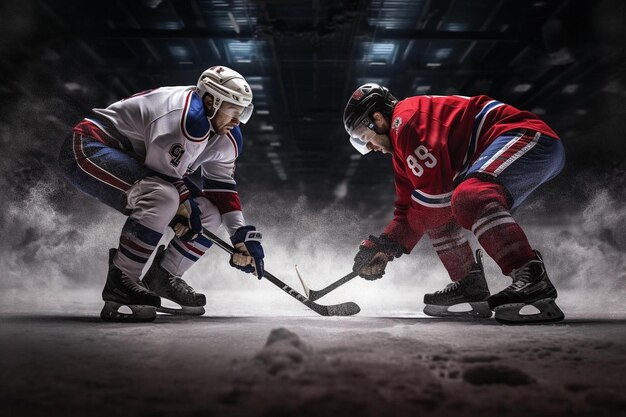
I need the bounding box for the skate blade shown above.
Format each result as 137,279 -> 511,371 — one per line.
100,301 -> 157,323
494,298 -> 564,325
157,305 -> 206,316
424,302 -> 492,319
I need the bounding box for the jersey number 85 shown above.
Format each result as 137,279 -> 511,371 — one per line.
406,145 -> 437,177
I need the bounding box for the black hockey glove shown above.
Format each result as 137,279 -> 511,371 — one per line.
230,225 -> 265,279
171,198 -> 203,241
353,234 -> 404,280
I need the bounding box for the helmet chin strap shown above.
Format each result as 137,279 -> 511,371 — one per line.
206,107 -> 217,119
202,103 -> 218,133
200,91 -> 218,120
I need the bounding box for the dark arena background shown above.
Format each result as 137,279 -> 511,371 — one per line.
1,1 -> 625,416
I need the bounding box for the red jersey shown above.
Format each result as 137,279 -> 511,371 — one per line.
382,95 -> 559,252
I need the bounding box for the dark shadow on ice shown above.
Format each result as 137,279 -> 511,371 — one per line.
375,316 -> 502,326
0,314 -> 262,326
153,315 -> 261,324
366,316 -> 626,327
1,314 -> 102,324
556,318 -> 626,326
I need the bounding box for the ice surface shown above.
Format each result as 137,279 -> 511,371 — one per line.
254,327 -> 314,374
3,311 -> 625,416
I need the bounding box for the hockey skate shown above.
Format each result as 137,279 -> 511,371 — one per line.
101,249 -> 161,322
488,250 -> 564,325
142,246 -> 206,316
423,249 -> 492,318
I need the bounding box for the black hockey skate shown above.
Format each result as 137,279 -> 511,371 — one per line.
142,246 -> 206,316
423,249 -> 492,318
488,250 -> 564,325
101,249 -> 161,322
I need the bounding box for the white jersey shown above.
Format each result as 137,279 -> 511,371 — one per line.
90,86 -> 246,234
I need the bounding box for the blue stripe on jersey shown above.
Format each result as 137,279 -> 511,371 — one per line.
184,92 -> 210,140
456,100 -> 503,183
230,125 -> 243,156
202,178 -> 238,192
171,240 -> 200,262
411,190 -> 453,208
123,219 -> 162,246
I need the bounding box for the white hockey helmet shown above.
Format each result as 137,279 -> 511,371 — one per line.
197,66 -> 254,123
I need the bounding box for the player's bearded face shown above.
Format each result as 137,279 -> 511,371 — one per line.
366,133 -> 392,154
212,103 -> 245,134
352,119 -> 393,154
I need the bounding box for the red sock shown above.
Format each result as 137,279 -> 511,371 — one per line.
428,221 -> 474,281
472,202 -> 535,275
452,178 -> 536,275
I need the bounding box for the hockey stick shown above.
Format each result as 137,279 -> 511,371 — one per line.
295,266 -> 358,301
201,228 -> 361,317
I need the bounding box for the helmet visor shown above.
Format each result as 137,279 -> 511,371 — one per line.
350,136 -> 371,155
348,123 -> 375,155
218,103 -> 254,124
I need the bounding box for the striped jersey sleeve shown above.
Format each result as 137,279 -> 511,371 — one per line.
199,126 -> 246,235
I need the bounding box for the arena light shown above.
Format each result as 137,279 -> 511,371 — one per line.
363,42 -> 397,64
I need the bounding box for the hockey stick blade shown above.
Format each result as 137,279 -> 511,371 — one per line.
201,228 -> 361,317
307,271 -> 359,301
268,272 -> 360,316
319,301 -> 361,316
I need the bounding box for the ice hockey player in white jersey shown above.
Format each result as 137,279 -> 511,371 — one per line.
59,66 -> 265,322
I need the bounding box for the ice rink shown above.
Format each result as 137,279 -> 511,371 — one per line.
2,195 -> 626,416
2,285 -> 626,417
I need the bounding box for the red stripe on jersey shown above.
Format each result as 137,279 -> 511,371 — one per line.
72,134 -> 132,192
202,190 -> 242,214
73,119 -> 119,149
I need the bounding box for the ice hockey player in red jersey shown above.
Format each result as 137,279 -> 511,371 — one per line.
59,66 -> 265,322
343,83 -> 565,324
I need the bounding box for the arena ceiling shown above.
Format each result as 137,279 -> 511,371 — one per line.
1,0 -> 624,215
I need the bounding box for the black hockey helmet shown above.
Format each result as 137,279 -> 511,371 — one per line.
343,83 -> 397,154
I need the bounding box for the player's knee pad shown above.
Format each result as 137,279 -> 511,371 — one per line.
451,177 -> 510,230
126,176 -> 180,229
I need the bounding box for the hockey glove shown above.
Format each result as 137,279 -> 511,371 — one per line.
182,177 -> 202,198
353,234 -> 404,280
230,225 -> 265,279
172,176 -> 202,200
171,198 -> 203,241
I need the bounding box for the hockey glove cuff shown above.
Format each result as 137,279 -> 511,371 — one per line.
172,177 -> 203,202
353,234 -> 404,280
230,225 -> 265,279
171,198 -> 203,241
